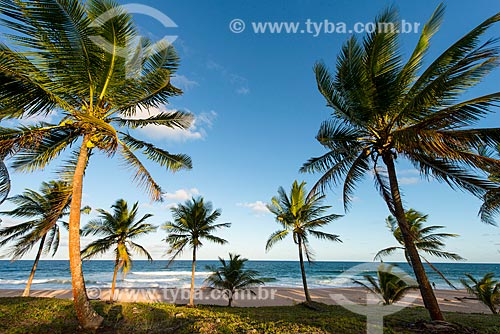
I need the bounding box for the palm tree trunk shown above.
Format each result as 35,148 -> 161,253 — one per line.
22,235 -> 46,297
68,135 -> 103,329
297,236 -> 312,303
189,247 -> 196,306
110,257 -> 120,302
383,153 -> 444,321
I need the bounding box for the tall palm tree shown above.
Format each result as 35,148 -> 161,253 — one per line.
81,199 -> 156,302
353,264 -> 417,305
266,180 -> 342,304
163,197 -> 230,307
205,253 -> 264,307
0,181 -> 74,296
375,209 -> 463,289
301,5 -> 500,320
0,0 -> 192,328
461,273 -> 500,314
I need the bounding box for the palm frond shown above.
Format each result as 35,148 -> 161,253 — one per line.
114,110 -> 193,129
265,229 -> 289,251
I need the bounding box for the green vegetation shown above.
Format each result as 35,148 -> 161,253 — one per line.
0,181 -> 77,297
0,0 -> 192,328
461,273 -> 500,314
375,209 -> 462,288
301,4 -> 500,321
1,1 -> 500,332
0,157 -> 9,205
205,253 -> 264,307
163,197 -> 231,307
353,264 -> 418,305
1,297 -> 499,334
266,180 -> 342,304
81,199 -> 157,302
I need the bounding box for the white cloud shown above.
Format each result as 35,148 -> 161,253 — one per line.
399,177 -> 420,185
236,87 -> 250,95
237,201 -> 270,215
163,188 -> 200,202
131,107 -> 217,141
399,169 -> 420,176
163,203 -> 178,210
171,75 -> 199,91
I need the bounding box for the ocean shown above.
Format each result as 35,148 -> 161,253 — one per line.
0,260 -> 499,291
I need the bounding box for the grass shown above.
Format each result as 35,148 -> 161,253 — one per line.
0,297 -> 499,334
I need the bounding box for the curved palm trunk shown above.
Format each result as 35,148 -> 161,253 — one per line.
22,235 -> 46,297
384,154 -> 444,321
297,236 -> 312,303
228,290 -> 234,307
110,257 -> 120,302
189,247 -> 196,306
69,136 -> 103,329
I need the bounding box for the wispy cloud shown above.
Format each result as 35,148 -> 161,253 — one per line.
207,60 -> 250,95
163,188 -> 200,202
236,87 -> 250,95
171,74 -> 199,91
132,107 -> 217,141
237,201 -> 270,215
398,177 -> 420,185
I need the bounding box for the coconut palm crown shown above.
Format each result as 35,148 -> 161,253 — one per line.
461,272 -> 500,314
163,197 -> 231,306
266,180 -> 342,304
353,264 -> 418,305
205,253 -> 264,307
0,181 -> 76,296
301,4 -> 500,320
81,199 -> 157,301
375,209 -> 463,288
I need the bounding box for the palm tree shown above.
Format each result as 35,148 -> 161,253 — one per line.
0,181 -> 74,296
477,145 -> 500,224
81,199 -> 156,302
0,0 -> 192,328
266,180 -> 342,304
301,5 -> 500,320
163,197 -> 231,307
0,157 -> 9,206
375,209 -> 463,289
205,253 -> 264,307
460,273 -> 500,314
353,264 -> 418,305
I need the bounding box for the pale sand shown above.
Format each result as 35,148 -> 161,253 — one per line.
0,287 -> 490,314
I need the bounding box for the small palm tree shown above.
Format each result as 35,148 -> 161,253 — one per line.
353,264 -> 418,305
0,181 -> 75,296
205,253 -> 264,307
266,180 -> 342,304
81,199 -> 156,302
461,273 -> 500,314
375,209 -> 463,288
301,5 -> 500,320
163,197 -> 231,307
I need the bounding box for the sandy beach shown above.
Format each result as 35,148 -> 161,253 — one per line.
0,287 -> 489,314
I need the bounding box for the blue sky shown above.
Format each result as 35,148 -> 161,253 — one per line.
2,0 -> 500,263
